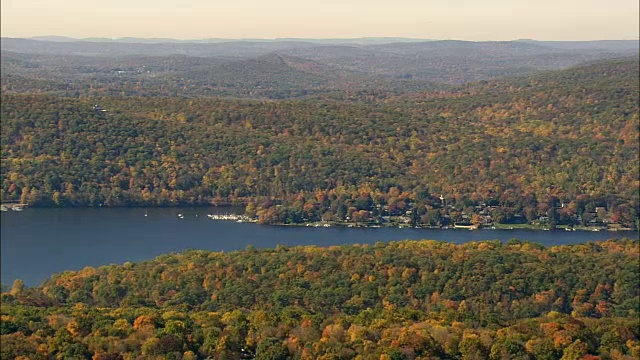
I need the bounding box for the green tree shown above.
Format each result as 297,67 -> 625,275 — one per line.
256,337 -> 291,360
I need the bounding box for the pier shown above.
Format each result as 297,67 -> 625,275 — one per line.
0,203 -> 28,211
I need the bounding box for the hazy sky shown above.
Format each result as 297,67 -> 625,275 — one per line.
2,0 -> 638,40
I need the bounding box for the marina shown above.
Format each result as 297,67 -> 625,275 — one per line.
207,213 -> 253,222
0,203 -> 27,212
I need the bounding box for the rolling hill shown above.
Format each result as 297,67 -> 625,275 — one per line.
1,59 -> 637,227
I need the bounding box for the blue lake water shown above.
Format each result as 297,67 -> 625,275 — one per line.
1,207 -> 636,286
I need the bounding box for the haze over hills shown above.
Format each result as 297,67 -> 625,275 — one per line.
21,36 -> 640,49
3,37 -> 638,57
2,37 -> 638,98
26,36 -> 433,45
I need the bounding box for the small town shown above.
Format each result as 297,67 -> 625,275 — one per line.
246,196 -> 637,231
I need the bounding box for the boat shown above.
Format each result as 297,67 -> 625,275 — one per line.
12,206 -> 23,211
177,213 -> 184,219
0,205 -> 8,212
207,213 -> 248,221
454,224 -> 477,230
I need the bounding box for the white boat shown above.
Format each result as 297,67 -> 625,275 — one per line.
0,205 -> 8,212
12,206 -> 23,211
177,213 -> 184,219
207,213 -> 248,221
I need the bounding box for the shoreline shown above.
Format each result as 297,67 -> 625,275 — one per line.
267,221 -> 634,232
3,205 -> 636,232
203,216 -> 634,232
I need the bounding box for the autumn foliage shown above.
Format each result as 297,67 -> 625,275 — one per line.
1,238 -> 638,359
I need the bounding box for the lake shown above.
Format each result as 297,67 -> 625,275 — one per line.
1,207 -> 636,286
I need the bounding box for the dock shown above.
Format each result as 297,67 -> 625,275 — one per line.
1,203 -> 28,211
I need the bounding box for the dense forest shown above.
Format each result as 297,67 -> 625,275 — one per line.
1,239 -> 638,359
1,58 -> 638,228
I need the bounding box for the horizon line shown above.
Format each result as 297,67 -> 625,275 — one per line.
4,35 -> 640,43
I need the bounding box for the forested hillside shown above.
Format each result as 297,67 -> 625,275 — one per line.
2,239 -> 638,359
1,59 -> 638,227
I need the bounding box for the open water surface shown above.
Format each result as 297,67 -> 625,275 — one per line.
1,207 -> 636,286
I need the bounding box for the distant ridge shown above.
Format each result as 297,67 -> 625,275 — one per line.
28,36 -> 248,43
26,36 -> 432,45
3,37 -> 636,58
23,36 -> 640,45
28,36 -> 79,42
514,39 -> 639,50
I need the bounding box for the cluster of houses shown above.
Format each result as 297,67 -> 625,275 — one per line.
334,202 -> 633,230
